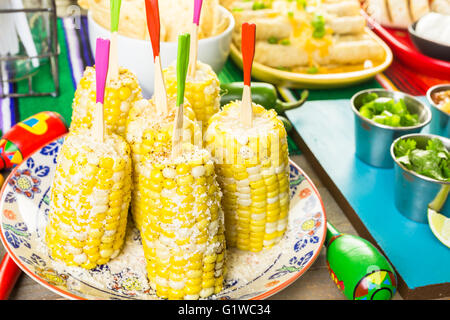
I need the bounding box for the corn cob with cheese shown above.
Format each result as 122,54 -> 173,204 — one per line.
139,145 -> 226,300
205,101 -> 290,252
70,66 -> 143,138
45,128 -> 132,269
126,95 -> 201,230
163,61 -> 221,133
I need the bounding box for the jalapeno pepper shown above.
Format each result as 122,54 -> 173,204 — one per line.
277,115 -> 293,132
220,82 -> 308,115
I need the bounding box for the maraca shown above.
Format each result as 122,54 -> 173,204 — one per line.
0,111 -> 68,299
0,111 -> 67,170
326,222 -> 397,300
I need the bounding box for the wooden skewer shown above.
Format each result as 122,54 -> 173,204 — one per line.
108,32 -> 119,81
94,38 -> 111,143
188,0 -> 203,78
107,0 -> 121,82
172,102 -> 184,159
172,34 -> 191,159
145,0 -> 168,114
240,22 -> 256,128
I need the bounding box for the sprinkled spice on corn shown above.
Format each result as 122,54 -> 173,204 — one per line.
138,146 -> 226,300
205,101 -> 290,252
126,95 -> 201,229
164,61 -> 220,133
70,66 -> 143,137
45,129 -> 132,269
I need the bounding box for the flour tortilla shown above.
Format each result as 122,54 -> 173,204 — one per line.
431,0 -> 450,15
410,0 -> 430,21
322,1 -> 361,17
253,35 -> 385,68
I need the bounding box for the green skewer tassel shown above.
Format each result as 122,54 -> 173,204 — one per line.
108,0 -> 121,81
325,222 -> 397,300
171,33 -> 190,158
177,33 -> 190,108
110,0 -> 122,33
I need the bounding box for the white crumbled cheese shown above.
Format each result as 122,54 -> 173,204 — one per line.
239,146 -> 253,159
236,135 -> 249,146
120,101 -> 130,113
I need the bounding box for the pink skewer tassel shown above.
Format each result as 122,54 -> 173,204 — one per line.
94,38 -> 110,142
95,38 -> 110,104
189,0 -> 203,77
193,0 -> 203,25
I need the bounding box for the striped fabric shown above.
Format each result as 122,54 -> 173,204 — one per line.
0,82 -> 16,133
0,16 -> 447,142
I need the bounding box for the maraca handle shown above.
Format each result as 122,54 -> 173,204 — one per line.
325,221 -> 342,247
0,254 -> 21,300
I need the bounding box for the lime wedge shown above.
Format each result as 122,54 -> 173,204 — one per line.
428,208 -> 450,248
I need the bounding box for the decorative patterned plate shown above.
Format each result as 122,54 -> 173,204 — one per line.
0,136 -> 327,300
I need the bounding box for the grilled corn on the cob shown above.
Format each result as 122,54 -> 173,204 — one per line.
164,61 -> 220,133
138,146 -> 226,300
70,66 -> 143,137
45,129 -> 132,269
205,101 -> 290,252
126,95 -> 201,229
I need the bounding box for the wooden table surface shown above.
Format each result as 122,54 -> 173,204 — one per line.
0,154 -> 403,300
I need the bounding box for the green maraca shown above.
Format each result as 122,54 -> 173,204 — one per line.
325,222 -> 397,300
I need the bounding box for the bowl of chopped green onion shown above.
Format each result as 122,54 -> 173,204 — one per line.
351,89 -> 432,168
390,134 -> 449,223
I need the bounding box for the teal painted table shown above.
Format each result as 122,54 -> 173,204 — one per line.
286,99 -> 450,299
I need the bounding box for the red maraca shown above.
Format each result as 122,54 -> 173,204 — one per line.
0,112 -> 67,170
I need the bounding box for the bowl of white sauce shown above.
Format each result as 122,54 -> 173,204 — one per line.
408,12 -> 450,61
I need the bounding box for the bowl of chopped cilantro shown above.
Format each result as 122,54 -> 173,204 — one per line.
351,89 -> 432,168
391,134 -> 450,223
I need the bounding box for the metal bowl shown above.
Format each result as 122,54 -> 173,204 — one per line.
390,134 -> 450,223
351,89 -> 432,168
426,84 -> 450,137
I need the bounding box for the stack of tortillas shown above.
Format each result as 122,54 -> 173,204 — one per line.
363,0 -> 450,29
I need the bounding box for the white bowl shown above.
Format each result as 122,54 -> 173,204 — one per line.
87,6 -> 234,98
